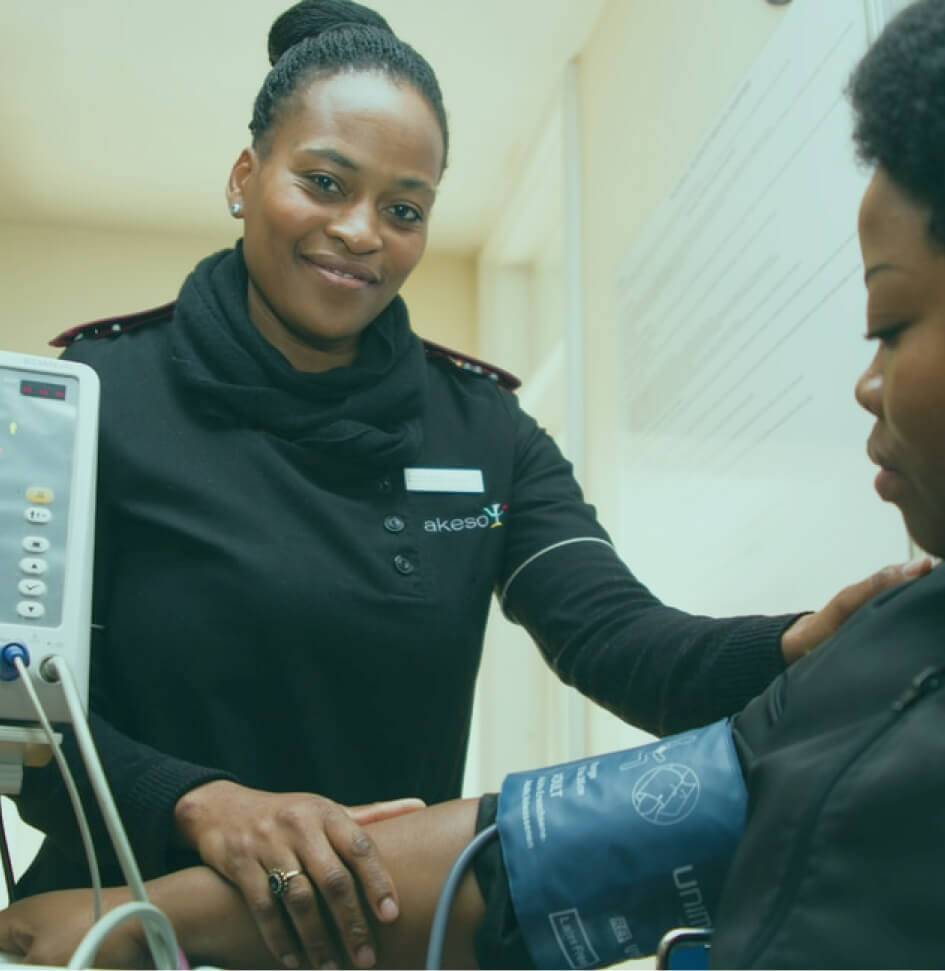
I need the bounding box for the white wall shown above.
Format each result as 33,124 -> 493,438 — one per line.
577,0 -> 792,756
0,223 -> 232,356
469,0 -> 793,790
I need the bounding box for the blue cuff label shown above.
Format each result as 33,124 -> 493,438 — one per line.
497,719 -> 746,968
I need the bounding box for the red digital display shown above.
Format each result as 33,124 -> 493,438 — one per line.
20,380 -> 67,400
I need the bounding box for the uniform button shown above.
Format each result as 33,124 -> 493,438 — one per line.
384,515 -> 405,533
376,476 -> 392,495
393,554 -> 415,576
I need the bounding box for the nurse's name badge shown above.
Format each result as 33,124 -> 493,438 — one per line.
403,467 -> 485,493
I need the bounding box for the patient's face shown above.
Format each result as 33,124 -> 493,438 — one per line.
856,169 -> 945,557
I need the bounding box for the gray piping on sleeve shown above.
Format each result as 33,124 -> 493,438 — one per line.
499,536 -> 616,607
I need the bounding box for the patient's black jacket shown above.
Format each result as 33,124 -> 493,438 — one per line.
713,562 -> 945,968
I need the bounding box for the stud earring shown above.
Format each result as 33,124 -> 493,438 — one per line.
230,201 -> 243,217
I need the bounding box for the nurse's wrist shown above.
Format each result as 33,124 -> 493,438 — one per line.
173,778 -> 240,848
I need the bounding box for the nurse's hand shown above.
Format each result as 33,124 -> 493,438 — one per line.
780,556 -> 932,663
174,781 -> 424,970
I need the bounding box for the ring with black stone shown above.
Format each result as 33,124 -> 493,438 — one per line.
267,866 -> 302,898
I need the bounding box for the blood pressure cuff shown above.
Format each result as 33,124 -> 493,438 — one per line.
490,719 -> 746,969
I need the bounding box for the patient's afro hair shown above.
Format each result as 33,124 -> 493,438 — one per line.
849,0 -> 945,247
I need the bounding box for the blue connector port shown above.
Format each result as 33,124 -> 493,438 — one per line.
0,642 -> 30,681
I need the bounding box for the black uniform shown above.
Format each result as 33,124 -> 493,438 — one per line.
15,245 -> 793,895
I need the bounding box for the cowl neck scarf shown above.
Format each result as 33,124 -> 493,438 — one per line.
169,245 -> 427,481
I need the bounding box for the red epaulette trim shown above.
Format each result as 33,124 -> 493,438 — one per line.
50,312 -> 522,392
422,338 -> 521,391
49,301 -> 177,348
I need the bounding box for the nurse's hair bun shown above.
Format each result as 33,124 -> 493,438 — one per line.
252,0 -> 448,169
268,0 -> 394,66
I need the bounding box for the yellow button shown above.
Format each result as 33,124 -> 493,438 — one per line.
25,486 -> 54,504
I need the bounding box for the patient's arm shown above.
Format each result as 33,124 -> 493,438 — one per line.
0,798 -> 484,969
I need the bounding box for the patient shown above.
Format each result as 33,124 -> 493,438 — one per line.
1,0 -> 943,967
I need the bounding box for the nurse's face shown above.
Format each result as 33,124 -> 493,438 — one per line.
228,70 -> 444,372
855,168 -> 945,557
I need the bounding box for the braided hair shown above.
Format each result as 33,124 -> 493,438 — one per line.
250,0 -> 449,171
848,0 -> 945,248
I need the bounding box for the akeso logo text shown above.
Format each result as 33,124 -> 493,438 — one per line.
424,502 -> 507,533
